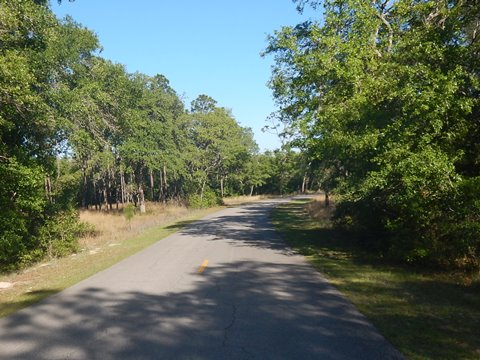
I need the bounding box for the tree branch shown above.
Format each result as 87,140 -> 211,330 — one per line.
375,9 -> 393,52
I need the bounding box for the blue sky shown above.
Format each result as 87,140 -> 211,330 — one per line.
51,1 -> 318,151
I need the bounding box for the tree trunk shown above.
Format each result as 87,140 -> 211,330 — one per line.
250,185 -> 254,196
103,188 -> 108,210
149,169 -> 154,201
325,192 -> 330,207
139,186 -> 146,213
94,181 -> 98,210
44,176 -> 52,203
107,173 -> 112,210
163,165 -> 168,188
163,165 -> 168,200
120,171 -> 125,204
159,170 -> 164,202
220,177 -> 224,198
82,160 -> 88,208
301,175 -> 306,193
200,180 -> 206,201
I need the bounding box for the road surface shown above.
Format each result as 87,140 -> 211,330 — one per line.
0,198 -> 403,359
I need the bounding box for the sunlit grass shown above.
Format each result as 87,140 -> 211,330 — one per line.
272,198 -> 480,360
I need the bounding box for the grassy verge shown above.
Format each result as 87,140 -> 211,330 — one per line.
0,205 -> 221,318
272,197 -> 480,360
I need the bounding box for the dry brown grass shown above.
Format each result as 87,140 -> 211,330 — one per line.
78,202 -> 191,250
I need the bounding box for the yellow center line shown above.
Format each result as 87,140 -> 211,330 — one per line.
197,259 -> 209,273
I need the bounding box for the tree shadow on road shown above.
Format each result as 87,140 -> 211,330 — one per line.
0,260 -> 402,360
166,202 -> 295,256
0,289 -> 60,319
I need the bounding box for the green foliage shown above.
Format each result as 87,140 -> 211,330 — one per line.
187,187 -> 220,209
190,94 -> 217,113
0,159 -> 45,268
273,199 -> 480,359
441,177 -> 480,268
51,159 -> 82,209
184,98 -> 261,198
267,0 -> 480,268
36,211 -> 90,259
258,150 -> 311,194
123,203 -> 135,229
0,0 -> 98,269
0,0 -> 316,270
0,229 -> 27,271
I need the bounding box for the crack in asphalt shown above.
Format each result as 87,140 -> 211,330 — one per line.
222,303 -> 237,347
241,346 -> 256,359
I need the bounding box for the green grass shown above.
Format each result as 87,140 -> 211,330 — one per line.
272,199 -> 480,360
0,207 -> 220,318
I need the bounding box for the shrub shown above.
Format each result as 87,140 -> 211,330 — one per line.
0,160 -> 45,270
333,148 -> 480,268
187,187 -> 220,209
441,177 -> 480,269
123,203 -> 136,229
37,211 -> 91,259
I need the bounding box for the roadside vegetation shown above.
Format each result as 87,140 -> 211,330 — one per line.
272,197 -> 480,360
266,3 -> 480,355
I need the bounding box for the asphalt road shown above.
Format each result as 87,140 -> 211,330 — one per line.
0,198 -> 403,359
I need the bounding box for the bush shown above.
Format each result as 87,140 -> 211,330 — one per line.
1,209 -> 93,271
37,211 -> 92,259
0,231 -> 27,270
441,177 -> 480,269
123,203 -> 136,229
333,149 -> 480,269
335,173 -> 480,269
0,160 -> 45,269
187,187 -> 220,209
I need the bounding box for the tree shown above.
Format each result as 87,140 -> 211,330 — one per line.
0,0 -> 99,267
242,154 -> 273,196
190,94 -> 217,114
185,96 -> 259,201
266,0 -> 480,267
